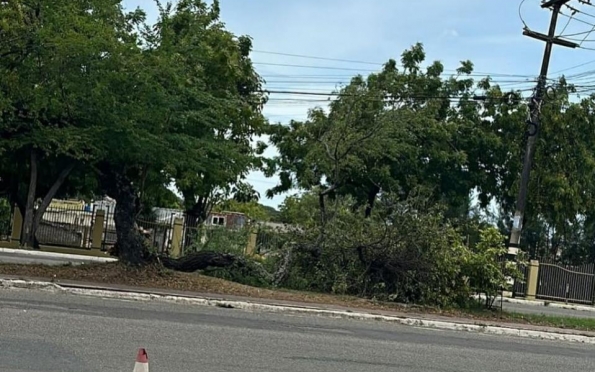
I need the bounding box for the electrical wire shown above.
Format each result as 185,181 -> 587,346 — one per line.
558,29 -> 595,37
252,50 -> 538,78
559,6 -> 577,36
254,62 -> 379,72
562,4 -> 595,45
257,62 -> 538,79
519,0 -> 529,28
263,89 -> 533,101
559,10 -> 595,28
545,4 -> 595,76
565,3 -> 595,19
251,50 -> 382,66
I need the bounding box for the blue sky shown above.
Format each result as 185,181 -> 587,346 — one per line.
122,0 -> 595,209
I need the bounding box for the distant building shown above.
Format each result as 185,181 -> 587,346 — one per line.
206,211 -> 247,229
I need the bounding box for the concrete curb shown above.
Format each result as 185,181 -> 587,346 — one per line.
474,294 -> 595,313
0,248 -> 117,263
2,278 -> 595,344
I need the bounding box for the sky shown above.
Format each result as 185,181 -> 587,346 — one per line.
122,0 -> 595,209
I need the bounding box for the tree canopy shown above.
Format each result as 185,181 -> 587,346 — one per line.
2,0 -> 595,286
0,0 -> 268,263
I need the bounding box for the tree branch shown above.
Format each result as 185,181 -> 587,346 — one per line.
31,161 -> 76,236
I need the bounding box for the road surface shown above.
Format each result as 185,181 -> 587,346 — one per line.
1,288 -> 595,372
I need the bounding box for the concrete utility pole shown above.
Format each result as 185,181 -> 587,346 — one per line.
508,0 -> 578,259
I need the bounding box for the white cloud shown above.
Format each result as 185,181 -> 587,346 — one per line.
441,29 -> 459,38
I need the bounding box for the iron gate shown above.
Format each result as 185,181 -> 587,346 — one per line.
536,259 -> 595,305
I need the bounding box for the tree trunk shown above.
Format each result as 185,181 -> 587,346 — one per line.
183,195 -> 211,248
28,163 -> 75,247
100,168 -> 147,265
114,176 -> 146,265
21,150 -> 38,248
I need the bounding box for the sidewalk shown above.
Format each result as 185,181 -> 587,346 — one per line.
2,274 -> 595,343
0,247 -> 116,264
475,293 -> 595,313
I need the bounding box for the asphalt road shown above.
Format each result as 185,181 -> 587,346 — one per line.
2,289 -> 595,372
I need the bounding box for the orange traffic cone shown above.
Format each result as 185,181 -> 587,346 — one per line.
133,348 -> 149,372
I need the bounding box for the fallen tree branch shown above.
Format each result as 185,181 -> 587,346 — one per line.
160,251 -> 238,272
159,251 -> 274,285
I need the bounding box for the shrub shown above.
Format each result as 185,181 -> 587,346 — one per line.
278,193 -> 476,307
0,198 -> 10,238
463,226 -> 526,308
186,226 -> 250,256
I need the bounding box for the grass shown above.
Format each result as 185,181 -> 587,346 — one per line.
505,312 -> 595,332
1,261 -> 594,333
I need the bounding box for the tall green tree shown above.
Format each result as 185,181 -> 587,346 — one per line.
266,44 -> 491,221
162,1 -> 268,227
93,0 -> 267,264
481,79 -> 595,260
0,0 -> 131,247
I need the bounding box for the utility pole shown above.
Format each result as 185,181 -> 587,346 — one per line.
508,0 -> 578,260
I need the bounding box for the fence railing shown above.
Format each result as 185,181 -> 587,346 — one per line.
137,217 -> 175,255
513,263 -> 528,298
37,204 -> 94,248
536,258 -> 595,304
6,203 -> 290,257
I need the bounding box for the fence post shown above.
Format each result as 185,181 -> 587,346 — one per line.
245,228 -> 257,256
10,205 -> 23,242
170,217 -> 184,258
526,259 -> 540,300
82,226 -> 90,249
91,210 -> 105,250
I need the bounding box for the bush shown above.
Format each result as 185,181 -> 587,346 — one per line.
463,226 -> 526,308
186,226 -> 250,256
0,198 -> 10,238
183,225 -> 274,287
277,193 -> 477,307
176,192 -> 519,309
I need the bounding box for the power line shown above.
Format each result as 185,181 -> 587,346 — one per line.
550,58 -> 595,74
263,89 -> 533,102
558,29 -> 595,36
263,78 -> 536,85
252,50 -> 382,66
519,0 -> 530,28
563,3 -> 595,44
255,62 -> 539,78
254,62 -> 377,72
559,9 -> 595,27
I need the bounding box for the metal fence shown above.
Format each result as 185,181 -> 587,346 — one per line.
536,258 -> 595,304
254,226 -> 289,255
137,216 -> 176,255
512,263 -> 528,298
37,204 -> 94,248
101,209 -> 177,255
101,208 -> 117,251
